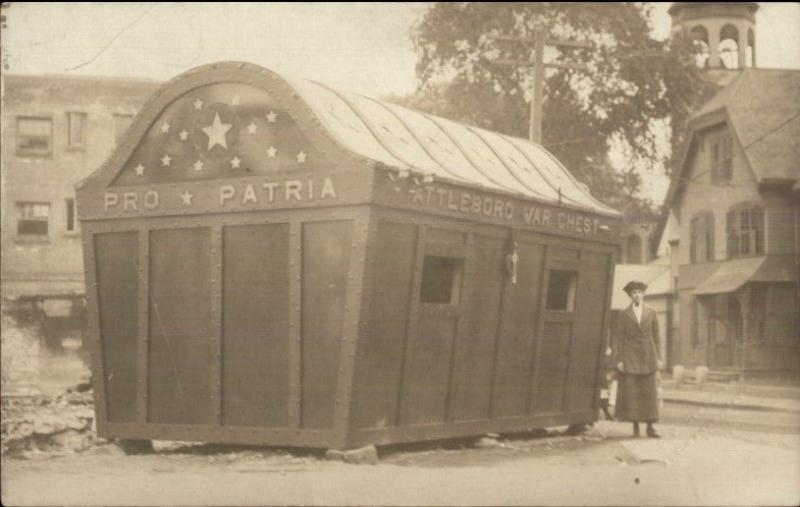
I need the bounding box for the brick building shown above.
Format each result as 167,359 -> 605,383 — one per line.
1,74 -> 159,303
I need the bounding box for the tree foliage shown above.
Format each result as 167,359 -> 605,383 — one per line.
390,2 -> 715,211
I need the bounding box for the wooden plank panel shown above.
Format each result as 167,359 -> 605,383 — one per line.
402,305 -> 458,425
450,234 -> 505,422
94,232 -> 139,423
564,251 -> 610,412
136,229 -> 149,423
492,240 -> 545,417
222,223 -> 290,427
352,221 -> 417,430
288,221 -> 301,428
531,321 -> 572,414
210,227 -> 222,424
148,228 -> 213,425
301,220 -> 353,429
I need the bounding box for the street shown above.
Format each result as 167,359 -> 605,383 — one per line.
3,404 -> 799,506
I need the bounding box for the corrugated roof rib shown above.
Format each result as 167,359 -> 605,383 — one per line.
291,74 -> 616,215
382,102 -> 497,187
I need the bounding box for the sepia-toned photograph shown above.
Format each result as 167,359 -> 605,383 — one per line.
1,2 -> 798,505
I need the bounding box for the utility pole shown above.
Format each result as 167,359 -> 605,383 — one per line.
489,29 -> 590,143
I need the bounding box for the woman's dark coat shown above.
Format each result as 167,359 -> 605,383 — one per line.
611,305 -> 661,374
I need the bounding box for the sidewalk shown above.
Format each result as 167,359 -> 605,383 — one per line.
661,379 -> 800,414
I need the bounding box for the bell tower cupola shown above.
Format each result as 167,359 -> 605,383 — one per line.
669,2 -> 758,70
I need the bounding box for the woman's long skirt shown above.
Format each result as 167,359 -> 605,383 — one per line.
615,372 -> 659,422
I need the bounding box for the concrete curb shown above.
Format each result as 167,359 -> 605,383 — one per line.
661,380 -> 800,401
657,413 -> 800,435
662,395 -> 800,414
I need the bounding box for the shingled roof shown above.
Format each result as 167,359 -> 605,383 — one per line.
663,68 -> 800,212
691,68 -> 800,183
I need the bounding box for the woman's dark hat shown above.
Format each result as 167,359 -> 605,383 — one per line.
623,280 -> 648,294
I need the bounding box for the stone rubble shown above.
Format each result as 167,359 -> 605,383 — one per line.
1,385 -> 100,456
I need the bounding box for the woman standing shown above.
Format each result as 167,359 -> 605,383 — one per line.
611,280 -> 662,438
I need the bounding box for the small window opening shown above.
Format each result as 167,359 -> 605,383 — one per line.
16,202 -> 50,236
67,112 -> 87,148
546,270 -> 577,311
420,255 -> 463,304
690,25 -> 710,68
65,198 -> 76,232
16,117 -> 53,156
719,24 -> 740,69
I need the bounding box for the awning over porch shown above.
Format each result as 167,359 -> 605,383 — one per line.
693,256 -> 798,296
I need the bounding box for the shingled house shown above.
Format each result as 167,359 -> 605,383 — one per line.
659,68 -> 800,377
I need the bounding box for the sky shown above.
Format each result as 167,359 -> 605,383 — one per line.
3,2 -> 799,202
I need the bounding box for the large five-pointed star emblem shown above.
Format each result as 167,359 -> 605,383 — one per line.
202,112 -> 232,150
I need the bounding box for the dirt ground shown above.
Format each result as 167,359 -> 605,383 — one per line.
3,421 -> 799,506
2,309 -> 798,505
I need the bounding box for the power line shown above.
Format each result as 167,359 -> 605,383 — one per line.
64,3 -> 157,72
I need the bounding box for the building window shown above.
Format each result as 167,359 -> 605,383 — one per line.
727,204 -> 765,258
16,117 -> 52,156
691,298 -> 700,349
113,113 -> 134,145
690,212 -> 714,263
749,285 -> 767,341
747,28 -> 755,68
545,270 -> 577,311
67,112 -> 87,149
419,256 -> 463,304
16,202 -> 50,236
65,198 -> 76,233
719,24 -> 740,69
626,234 -> 642,264
689,25 -> 710,68
710,134 -> 732,183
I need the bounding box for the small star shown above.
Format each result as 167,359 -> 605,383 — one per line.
134,164 -> 145,176
160,122 -> 170,134
230,156 -> 241,169
193,160 -> 204,172
193,98 -> 203,110
267,146 -> 277,158
266,110 -> 277,123
202,112 -> 232,150
161,154 -> 172,167
247,122 -> 258,134
296,151 -> 307,163
179,129 -> 189,141
180,190 -> 193,206
231,95 -> 240,105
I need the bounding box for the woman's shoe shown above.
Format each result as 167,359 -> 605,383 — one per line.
646,425 -> 661,438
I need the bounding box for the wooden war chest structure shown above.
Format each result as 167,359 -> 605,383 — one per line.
76,62 -> 621,450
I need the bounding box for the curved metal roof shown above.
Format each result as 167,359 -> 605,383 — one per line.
290,77 -> 617,216
82,62 -> 616,217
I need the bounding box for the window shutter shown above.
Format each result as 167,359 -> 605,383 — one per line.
706,213 -> 715,261
753,207 -> 765,254
722,136 -> 733,180
710,142 -> 719,183
726,210 -> 735,258
740,209 -> 751,255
